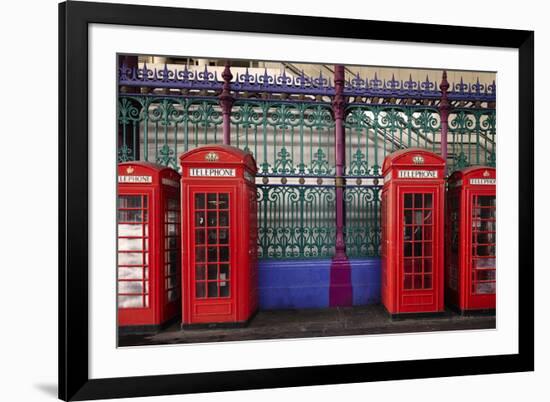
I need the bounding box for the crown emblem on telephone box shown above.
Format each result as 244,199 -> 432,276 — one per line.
412,155 -> 424,164
205,152 -> 219,162
126,166 -> 134,174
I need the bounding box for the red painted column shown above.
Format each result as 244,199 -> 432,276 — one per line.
439,70 -> 450,172
219,60 -> 234,145
329,65 -> 353,307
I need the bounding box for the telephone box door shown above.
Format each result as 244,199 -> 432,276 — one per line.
117,187 -> 155,325
399,187 -> 441,312
189,187 -> 237,323
467,190 -> 496,309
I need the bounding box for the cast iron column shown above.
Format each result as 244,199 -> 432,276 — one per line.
329,65 -> 352,307
219,60 -> 234,145
439,70 -> 450,172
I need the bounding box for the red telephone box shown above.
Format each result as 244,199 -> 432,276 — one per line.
446,166 -> 496,312
381,149 -> 445,315
117,162 -> 181,330
180,145 -> 258,325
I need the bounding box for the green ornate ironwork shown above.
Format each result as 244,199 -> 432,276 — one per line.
257,184 -> 336,258
230,102 -> 335,176
344,186 -> 381,257
448,109 -> 496,171
117,94 -> 496,259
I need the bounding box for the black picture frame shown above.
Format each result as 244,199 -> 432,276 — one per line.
59,1 -> 534,400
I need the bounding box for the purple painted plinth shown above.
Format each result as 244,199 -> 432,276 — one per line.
329,257 -> 353,307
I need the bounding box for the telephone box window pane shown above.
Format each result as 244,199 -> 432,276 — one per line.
207,264 -> 218,280
207,229 -> 217,244
167,290 -> 178,302
424,210 -> 432,225
220,264 -> 230,279
195,247 -> 205,262
424,194 -> 432,209
424,275 -> 432,289
118,237 -> 143,251
118,210 -> 143,222
196,282 -> 206,298
413,259 -> 422,273
424,259 -> 432,273
404,275 -> 412,290
404,210 -> 413,225
404,194 -> 413,208
475,282 -> 496,294
195,193 -> 205,209
119,281 -> 143,294
219,247 -> 229,262
118,267 -> 143,280
478,196 -> 496,207
195,211 -> 205,227
118,295 -> 144,308
118,252 -> 143,265
166,224 -> 177,236
195,265 -> 205,280
219,211 -> 229,227
119,224 -> 143,237
478,269 -> 496,282
423,242 -> 432,257
414,225 -> 423,241
218,194 -> 229,209
404,226 -> 412,241
404,243 -> 412,257
414,211 -> 425,226
166,211 -> 178,222
220,282 -> 230,297
414,275 -> 422,289
164,237 -> 178,249
219,229 -> 229,244
207,282 -> 219,297
119,195 -> 142,208
207,247 -> 218,261
474,258 -> 495,269
168,198 -> 178,210
404,259 -> 413,273
207,211 -> 217,226
195,230 -> 205,245
207,193 -> 217,209
413,242 -> 422,256
414,194 -> 423,208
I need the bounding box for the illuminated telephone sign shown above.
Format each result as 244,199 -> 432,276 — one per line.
381,149 -> 446,315
180,145 -> 258,325
117,162 -> 181,331
446,167 -> 496,312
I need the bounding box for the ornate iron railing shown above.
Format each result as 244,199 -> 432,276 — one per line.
117,62 -> 496,259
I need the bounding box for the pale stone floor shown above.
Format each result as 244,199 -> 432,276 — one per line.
118,304 -> 495,347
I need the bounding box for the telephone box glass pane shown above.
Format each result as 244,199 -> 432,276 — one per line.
402,192 -> 434,291
117,194 -> 149,309
471,195 -> 496,295
195,193 -> 205,209
165,194 -> 181,303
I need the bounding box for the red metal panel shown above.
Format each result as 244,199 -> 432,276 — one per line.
381,149 -> 445,315
180,145 -> 258,325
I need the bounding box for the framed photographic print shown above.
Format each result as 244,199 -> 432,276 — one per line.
59,1 -> 534,400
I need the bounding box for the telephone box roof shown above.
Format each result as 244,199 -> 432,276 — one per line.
118,161 -> 178,173
382,148 -> 446,173
179,145 -> 257,172
448,166 -> 496,180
